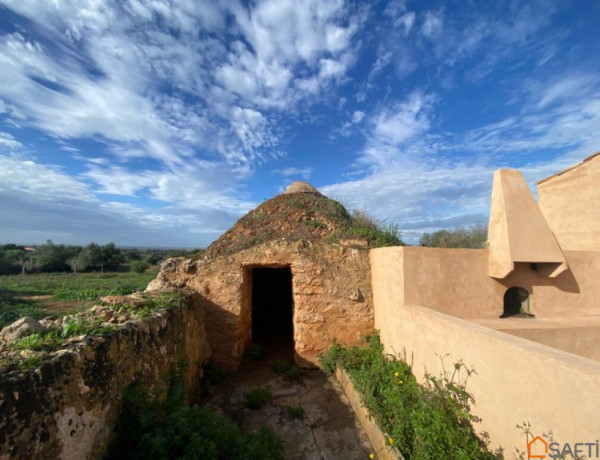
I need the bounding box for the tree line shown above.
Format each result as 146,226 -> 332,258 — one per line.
0,241 -> 199,275
419,224 -> 488,249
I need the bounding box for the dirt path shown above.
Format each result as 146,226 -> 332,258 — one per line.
19,295 -> 84,315
207,358 -> 373,459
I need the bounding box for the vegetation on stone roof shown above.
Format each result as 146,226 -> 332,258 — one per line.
202,190 -> 404,258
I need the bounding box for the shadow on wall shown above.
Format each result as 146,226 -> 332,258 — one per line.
196,294 -> 244,371
501,262 -> 580,294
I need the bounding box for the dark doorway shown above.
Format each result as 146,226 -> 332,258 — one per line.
251,267 -> 294,353
501,287 -> 531,318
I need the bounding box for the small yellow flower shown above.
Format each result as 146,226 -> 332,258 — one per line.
369,454 -> 375,459
394,371 -> 399,377
388,437 -> 394,445
398,380 -> 403,384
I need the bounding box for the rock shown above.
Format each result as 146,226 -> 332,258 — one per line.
272,389 -> 299,398
283,181 -> 319,194
0,317 -> 46,343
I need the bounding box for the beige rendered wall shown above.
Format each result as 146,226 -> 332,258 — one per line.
373,303 -> 600,455
488,169 -> 566,279
537,153 -> 600,251
371,247 -> 600,318
498,325 -> 600,361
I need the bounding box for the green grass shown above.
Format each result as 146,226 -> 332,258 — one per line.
320,332 -> 501,460
286,405 -> 305,419
272,359 -> 301,380
244,388 -> 273,410
0,271 -> 157,329
7,317 -> 116,352
111,292 -> 186,318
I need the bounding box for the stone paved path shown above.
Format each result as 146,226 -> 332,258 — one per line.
207,357 -> 373,459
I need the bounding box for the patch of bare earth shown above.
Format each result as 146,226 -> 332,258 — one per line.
19,295 -> 86,315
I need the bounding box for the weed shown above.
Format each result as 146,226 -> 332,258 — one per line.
289,197 -> 304,209
7,318 -> 115,353
111,292 -> 185,318
15,355 -> 43,369
285,365 -> 301,380
8,332 -> 61,351
272,359 -> 301,380
244,388 -> 273,410
327,233 -> 340,244
107,371 -> 284,460
287,405 -> 305,419
272,359 -> 291,374
328,200 -> 351,221
244,344 -> 267,361
304,219 -> 327,229
320,332 -> 500,459
201,361 -> 224,396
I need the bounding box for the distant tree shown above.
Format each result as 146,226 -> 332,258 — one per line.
420,224 -> 488,249
67,249 -> 91,273
13,254 -> 42,274
34,240 -> 81,272
0,246 -> 27,275
130,260 -> 149,274
87,242 -> 124,272
145,253 -> 161,265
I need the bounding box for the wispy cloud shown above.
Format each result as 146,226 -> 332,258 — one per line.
274,167 -> 314,180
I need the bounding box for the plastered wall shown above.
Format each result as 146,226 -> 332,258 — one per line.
370,247 -> 600,454
538,153 -> 600,251
374,247 -> 600,319
374,304 -> 600,455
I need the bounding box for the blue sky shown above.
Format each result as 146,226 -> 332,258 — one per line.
0,0 -> 599,248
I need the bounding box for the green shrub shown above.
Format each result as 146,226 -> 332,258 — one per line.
130,261 -> 149,274
244,344 -> 267,361
7,318 -> 115,352
346,210 -> 404,247
272,359 -> 291,374
244,388 -> 273,410
111,292 -> 185,318
106,375 -> 283,460
286,405 -> 305,419
320,332 -> 500,459
285,365 -> 301,380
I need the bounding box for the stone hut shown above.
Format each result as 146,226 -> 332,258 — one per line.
148,183 -> 375,370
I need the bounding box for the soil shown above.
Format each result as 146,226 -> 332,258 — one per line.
206,356 -> 373,459
19,295 -> 86,315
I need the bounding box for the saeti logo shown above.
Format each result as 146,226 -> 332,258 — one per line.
528,435 -> 600,458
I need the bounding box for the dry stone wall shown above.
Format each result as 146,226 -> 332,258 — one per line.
0,294 -> 211,460
148,240 -> 374,370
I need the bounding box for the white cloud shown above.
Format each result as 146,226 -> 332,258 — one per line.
421,11 -> 443,39
0,154 -> 94,201
395,12 -> 415,35
352,111 -> 365,123
0,132 -> 23,149
537,74 -> 600,109
0,153 -> 254,246
0,0 -> 361,170
363,91 -> 435,165
279,167 -> 314,180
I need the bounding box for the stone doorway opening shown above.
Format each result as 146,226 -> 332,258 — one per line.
251,266 -> 294,355
501,286 -> 532,318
